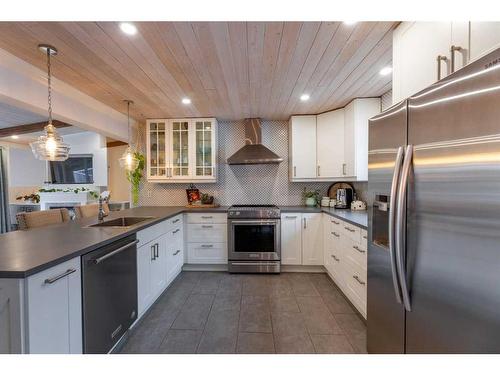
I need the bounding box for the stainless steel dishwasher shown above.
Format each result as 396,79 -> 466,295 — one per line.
82,234 -> 138,354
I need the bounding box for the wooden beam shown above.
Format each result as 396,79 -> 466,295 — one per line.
106,140 -> 128,148
0,119 -> 71,137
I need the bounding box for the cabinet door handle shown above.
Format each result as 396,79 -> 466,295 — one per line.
450,45 -> 463,73
173,229 -> 180,234
293,166 -> 296,177
285,215 -> 297,219
344,226 -> 355,233
331,220 -> 340,225
342,163 -> 346,175
151,244 -> 156,261
201,225 -> 213,229
331,255 -> 340,262
317,165 -> 320,176
44,269 -> 76,284
173,250 -> 181,256
201,244 -> 213,248
331,231 -> 340,237
353,245 -> 366,254
154,243 -> 159,258
353,275 -> 366,285
172,218 -> 180,224
303,217 -> 307,229
437,55 -> 448,80
201,216 -> 213,219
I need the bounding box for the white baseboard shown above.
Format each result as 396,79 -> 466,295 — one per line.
182,263 -> 326,273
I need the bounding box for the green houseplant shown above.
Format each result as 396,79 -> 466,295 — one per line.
302,188 -> 320,207
126,152 -> 145,205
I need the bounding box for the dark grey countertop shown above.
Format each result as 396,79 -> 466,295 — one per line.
0,204 -> 366,279
280,206 -> 368,229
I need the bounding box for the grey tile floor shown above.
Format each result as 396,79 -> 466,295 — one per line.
118,272 -> 367,354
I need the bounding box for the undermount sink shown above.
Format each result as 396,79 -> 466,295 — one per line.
88,216 -> 155,228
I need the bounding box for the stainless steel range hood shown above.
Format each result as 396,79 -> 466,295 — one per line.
227,118 -> 283,165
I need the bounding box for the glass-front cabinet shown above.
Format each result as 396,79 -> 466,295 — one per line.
146,118 -> 217,182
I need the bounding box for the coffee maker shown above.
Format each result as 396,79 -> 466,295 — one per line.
335,187 -> 353,209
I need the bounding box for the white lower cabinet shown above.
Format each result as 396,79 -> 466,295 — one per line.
137,215 -> 184,318
280,212 -> 323,266
302,213 -> 323,265
26,257 -> 82,354
186,213 -> 227,264
280,213 -> 303,265
323,214 -> 368,318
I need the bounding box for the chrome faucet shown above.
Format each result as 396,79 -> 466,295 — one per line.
98,197 -> 105,223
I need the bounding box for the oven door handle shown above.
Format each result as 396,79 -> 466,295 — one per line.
229,220 -> 278,225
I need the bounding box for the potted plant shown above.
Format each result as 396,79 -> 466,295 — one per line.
126,152 -> 145,206
302,188 -> 320,207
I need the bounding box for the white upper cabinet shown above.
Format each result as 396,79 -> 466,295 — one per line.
393,21 -> 500,104
469,22 -> 500,61
289,115 -> 317,179
393,22 -> 453,103
316,109 -> 345,178
146,118 -> 217,183
290,99 -> 379,182
344,98 -> 380,181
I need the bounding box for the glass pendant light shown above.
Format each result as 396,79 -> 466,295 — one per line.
30,44 -> 70,161
119,100 -> 139,171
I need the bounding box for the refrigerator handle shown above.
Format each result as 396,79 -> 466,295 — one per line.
396,144 -> 413,312
389,146 -> 405,304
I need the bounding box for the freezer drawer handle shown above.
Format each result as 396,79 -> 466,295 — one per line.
389,146 -> 405,304
353,245 -> 365,253
44,268 -> 76,284
344,227 -> 355,232
396,145 -> 413,312
331,231 -> 340,237
92,240 -> 139,264
353,275 -> 366,285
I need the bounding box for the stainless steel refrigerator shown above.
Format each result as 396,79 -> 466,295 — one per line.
367,47 -> 500,353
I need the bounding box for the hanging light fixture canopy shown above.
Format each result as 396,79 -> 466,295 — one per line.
119,99 -> 140,171
30,44 -> 70,161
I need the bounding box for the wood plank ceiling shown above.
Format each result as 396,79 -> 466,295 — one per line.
0,22 -> 397,122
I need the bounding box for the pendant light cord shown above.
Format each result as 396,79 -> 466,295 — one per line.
46,49 -> 52,125
127,100 -> 131,145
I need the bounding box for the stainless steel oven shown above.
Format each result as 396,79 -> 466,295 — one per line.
228,205 -> 281,273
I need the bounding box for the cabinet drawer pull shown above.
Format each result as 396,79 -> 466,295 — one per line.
342,163 -> 346,175
294,166 -> 296,177
331,220 -> 340,225
303,217 -> 307,229
317,165 -> 320,176
331,255 -> 340,262
331,231 -> 340,237
344,226 -> 355,232
201,225 -> 213,228
44,268 -> 76,284
353,275 -> 366,285
353,245 -> 366,253
201,216 -> 213,219
173,250 -> 181,256
285,215 -> 297,219
362,235 -> 367,240
173,229 -> 180,234
201,244 -> 214,248
172,218 -> 180,224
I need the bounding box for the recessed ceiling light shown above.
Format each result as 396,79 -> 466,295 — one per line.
344,21 -> 357,26
182,97 -> 191,105
300,94 -> 310,102
379,66 -> 393,76
119,22 -> 137,36
11,135 -> 19,139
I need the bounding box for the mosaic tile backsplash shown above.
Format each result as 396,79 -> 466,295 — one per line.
137,120 -> 366,206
